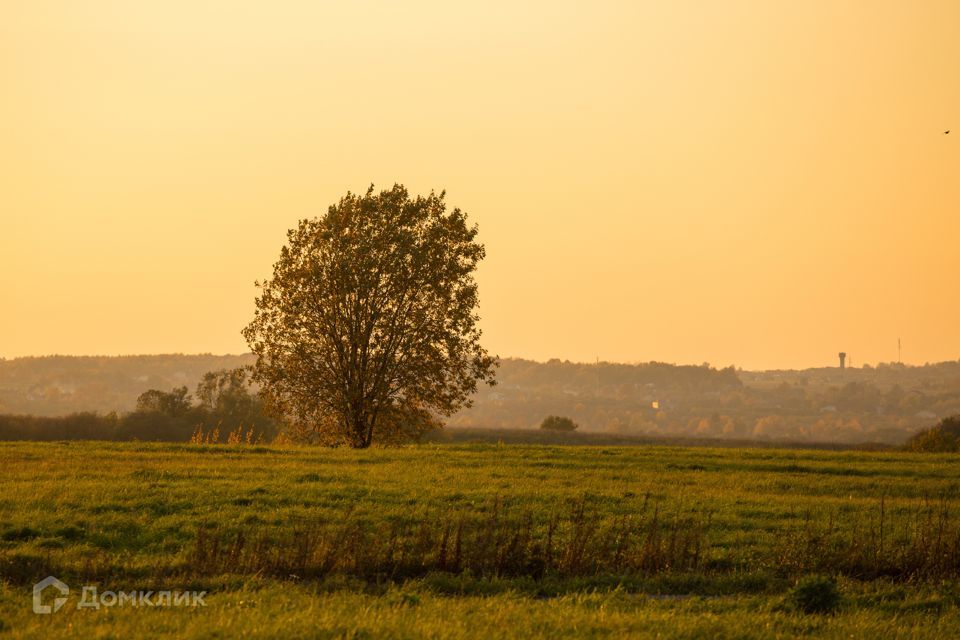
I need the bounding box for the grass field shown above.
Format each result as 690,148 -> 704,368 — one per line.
2,441 -> 960,638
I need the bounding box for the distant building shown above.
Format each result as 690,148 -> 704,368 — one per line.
838,352 -> 846,370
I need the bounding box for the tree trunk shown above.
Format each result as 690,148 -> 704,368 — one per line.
347,408 -> 372,448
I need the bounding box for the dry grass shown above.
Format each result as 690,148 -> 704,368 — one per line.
190,497 -> 709,580
775,494 -> 960,580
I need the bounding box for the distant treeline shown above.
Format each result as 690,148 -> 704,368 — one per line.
0,368 -> 277,443
4,354 -> 960,445
452,359 -> 960,445
0,353 -> 255,416
494,358 -> 741,393
0,412 -> 195,442
0,355 -> 743,417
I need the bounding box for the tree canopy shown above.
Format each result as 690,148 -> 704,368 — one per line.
540,415 -> 578,432
243,184 -> 497,447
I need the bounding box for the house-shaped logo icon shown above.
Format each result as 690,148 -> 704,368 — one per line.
33,576 -> 69,614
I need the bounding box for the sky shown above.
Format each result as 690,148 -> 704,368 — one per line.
1,1 -> 958,370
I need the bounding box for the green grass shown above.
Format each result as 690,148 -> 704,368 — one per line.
1,441 -> 960,638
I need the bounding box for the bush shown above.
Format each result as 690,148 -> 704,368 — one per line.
540,415 -> 578,432
905,416 -> 960,452
788,574 -> 841,614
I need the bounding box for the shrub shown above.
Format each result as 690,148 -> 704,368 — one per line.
788,574 -> 841,614
905,416 -> 960,452
540,416 -> 578,432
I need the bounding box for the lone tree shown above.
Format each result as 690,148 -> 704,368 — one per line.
540,415 -> 578,432
243,184 -> 497,447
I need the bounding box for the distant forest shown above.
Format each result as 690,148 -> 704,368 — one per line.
2,355 -> 960,444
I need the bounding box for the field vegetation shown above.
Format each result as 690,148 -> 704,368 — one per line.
2,441 -> 960,637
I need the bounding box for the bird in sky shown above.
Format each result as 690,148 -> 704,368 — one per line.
946,130 -> 951,135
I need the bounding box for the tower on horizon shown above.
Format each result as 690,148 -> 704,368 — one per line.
839,352 -> 846,370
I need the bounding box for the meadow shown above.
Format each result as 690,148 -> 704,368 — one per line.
2,441 -> 960,638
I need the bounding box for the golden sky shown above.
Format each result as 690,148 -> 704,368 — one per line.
1,1 -> 958,369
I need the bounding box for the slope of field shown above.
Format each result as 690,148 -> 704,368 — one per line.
1,442 -> 960,638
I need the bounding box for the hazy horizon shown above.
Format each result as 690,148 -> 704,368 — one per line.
3,1 -> 958,370
0,350 -> 950,373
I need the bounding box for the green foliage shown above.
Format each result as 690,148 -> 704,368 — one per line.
243,184 -> 496,447
540,415 -> 578,432
788,575 -> 842,614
